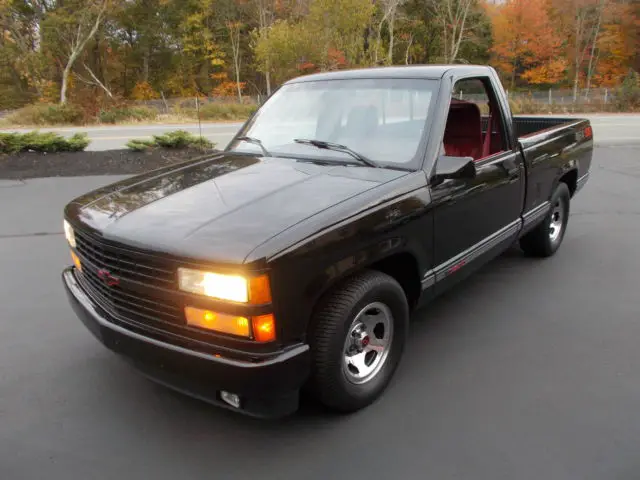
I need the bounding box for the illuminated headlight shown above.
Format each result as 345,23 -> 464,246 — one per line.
177,268 -> 272,304
178,268 -> 248,302
63,219 -> 76,248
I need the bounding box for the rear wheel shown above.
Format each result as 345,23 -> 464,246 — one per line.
520,182 -> 571,257
308,270 -> 409,413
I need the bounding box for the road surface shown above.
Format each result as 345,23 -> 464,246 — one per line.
1,114 -> 638,151
1,144 -> 640,479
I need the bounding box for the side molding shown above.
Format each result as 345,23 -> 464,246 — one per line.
421,220 -> 522,290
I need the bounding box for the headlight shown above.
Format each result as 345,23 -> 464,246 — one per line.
177,268 -> 272,304
64,220 -> 76,248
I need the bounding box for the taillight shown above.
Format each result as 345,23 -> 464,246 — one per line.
583,125 -> 593,139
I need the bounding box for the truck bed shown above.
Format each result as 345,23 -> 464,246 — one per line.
512,116 -> 585,139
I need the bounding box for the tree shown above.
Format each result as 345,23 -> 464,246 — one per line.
427,0 -> 479,63
227,21 -> 244,100
40,0 -> 108,104
490,0 -> 566,88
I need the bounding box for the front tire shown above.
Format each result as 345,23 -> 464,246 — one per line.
308,270 -> 409,413
520,182 -> 571,257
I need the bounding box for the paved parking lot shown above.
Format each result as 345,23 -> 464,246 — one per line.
1,145 -> 640,479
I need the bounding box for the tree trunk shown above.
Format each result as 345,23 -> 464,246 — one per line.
387,10 -> 395,64
60,63 -> 72,104
143,49 -> 150,82
265,63 -> 271,96
585,0 -> 606,96
405,34 -> 413,65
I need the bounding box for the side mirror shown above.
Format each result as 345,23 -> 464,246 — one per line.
432,156 -> 477,186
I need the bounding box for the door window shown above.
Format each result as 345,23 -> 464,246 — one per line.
442,78 -> 508,161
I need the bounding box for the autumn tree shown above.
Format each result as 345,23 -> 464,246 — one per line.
39,0 -> 108,104
427,0 -> 482,63
491,0 -> 567,88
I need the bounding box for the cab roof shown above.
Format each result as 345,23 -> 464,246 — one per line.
285,65 -> 494,84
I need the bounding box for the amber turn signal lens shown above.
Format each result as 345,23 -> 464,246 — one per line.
252,314 -> 276,343
249,274 -> 272,305
70,250 -> 82,272
185,306 -> 250,337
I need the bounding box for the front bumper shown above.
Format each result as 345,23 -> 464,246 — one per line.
62,267 -> 311,418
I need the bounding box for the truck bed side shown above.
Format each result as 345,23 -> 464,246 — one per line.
514,116 -> 593,219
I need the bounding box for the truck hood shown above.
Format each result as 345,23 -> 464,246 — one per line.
66,153 -> 408,264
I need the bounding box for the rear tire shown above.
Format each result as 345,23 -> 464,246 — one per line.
308,270 -> 409,413
520,182 -> 571,257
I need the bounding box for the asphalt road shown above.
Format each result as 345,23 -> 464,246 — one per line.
1,113 -> 639,150
2,145 -> 640,479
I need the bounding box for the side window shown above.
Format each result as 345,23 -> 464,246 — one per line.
442,78 -> 508,161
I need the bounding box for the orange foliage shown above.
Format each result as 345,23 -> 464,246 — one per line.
326,48 -> 347,70
131,81 -> 159,100
491,0 -> 565,86
211,81 -> 245,97
521,59 -> 569,84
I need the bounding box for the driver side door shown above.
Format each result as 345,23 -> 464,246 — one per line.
429,76 -> 524,293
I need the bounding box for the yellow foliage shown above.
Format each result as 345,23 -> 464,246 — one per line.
131,81 -> 160,100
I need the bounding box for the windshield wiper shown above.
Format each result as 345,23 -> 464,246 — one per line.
236,136 -> 271,157
293,139 -> 379,168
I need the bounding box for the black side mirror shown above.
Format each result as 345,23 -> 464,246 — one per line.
432,156 -> 477,186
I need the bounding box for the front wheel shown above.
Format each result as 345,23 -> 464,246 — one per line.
520,182 -> 571,257
307,270 -> 409,413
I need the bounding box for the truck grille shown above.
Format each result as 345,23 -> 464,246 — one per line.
74,229 -> 183,328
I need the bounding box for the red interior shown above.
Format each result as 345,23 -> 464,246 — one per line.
443,99 -> 504,161
443,100 -> 483,160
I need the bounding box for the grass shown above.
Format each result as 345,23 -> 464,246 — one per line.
0,131 -> 90,154
126,130 -> 215,151
3,101 -> 257,128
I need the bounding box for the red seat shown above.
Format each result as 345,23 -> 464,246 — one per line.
443,100 -> 483,160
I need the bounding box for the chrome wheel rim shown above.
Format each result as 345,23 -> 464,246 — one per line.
549,199 -> 564,243
342,302 -> 394,385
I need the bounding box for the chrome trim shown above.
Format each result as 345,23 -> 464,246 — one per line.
435,220 -> 521,282
421,272 -> 435,290
421,220 -> 522,290
576,172 -> 590,192
522,201 -> 551,229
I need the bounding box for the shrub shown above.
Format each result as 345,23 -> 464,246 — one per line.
615,70 -> 640,112
98,106 -> 158,124
126,139 -> 156,151
152,130 -> 195,148
127,130 -> 215,151
6,104 -> 85,126
0,131 -> 90,153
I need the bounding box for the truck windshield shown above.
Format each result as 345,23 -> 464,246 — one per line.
228,78 -> 439,170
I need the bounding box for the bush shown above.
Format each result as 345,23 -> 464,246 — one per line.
6,104 -> 85,126
126,130 -> 215,151
126,139 -> 156,152
0,131 -> 90,153
153,130 -> 214,149
98,106 -> 158,124
615,70 -> 640,112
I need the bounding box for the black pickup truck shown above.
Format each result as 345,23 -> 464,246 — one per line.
62,65 -> 593,418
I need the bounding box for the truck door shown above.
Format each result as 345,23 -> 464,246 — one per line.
429,76 -> 524,291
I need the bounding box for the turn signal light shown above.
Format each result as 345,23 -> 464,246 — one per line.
70,250 -> 82,271
252,314 -> 276,343
249,274 -> 272,305
185,307 -> 250,337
